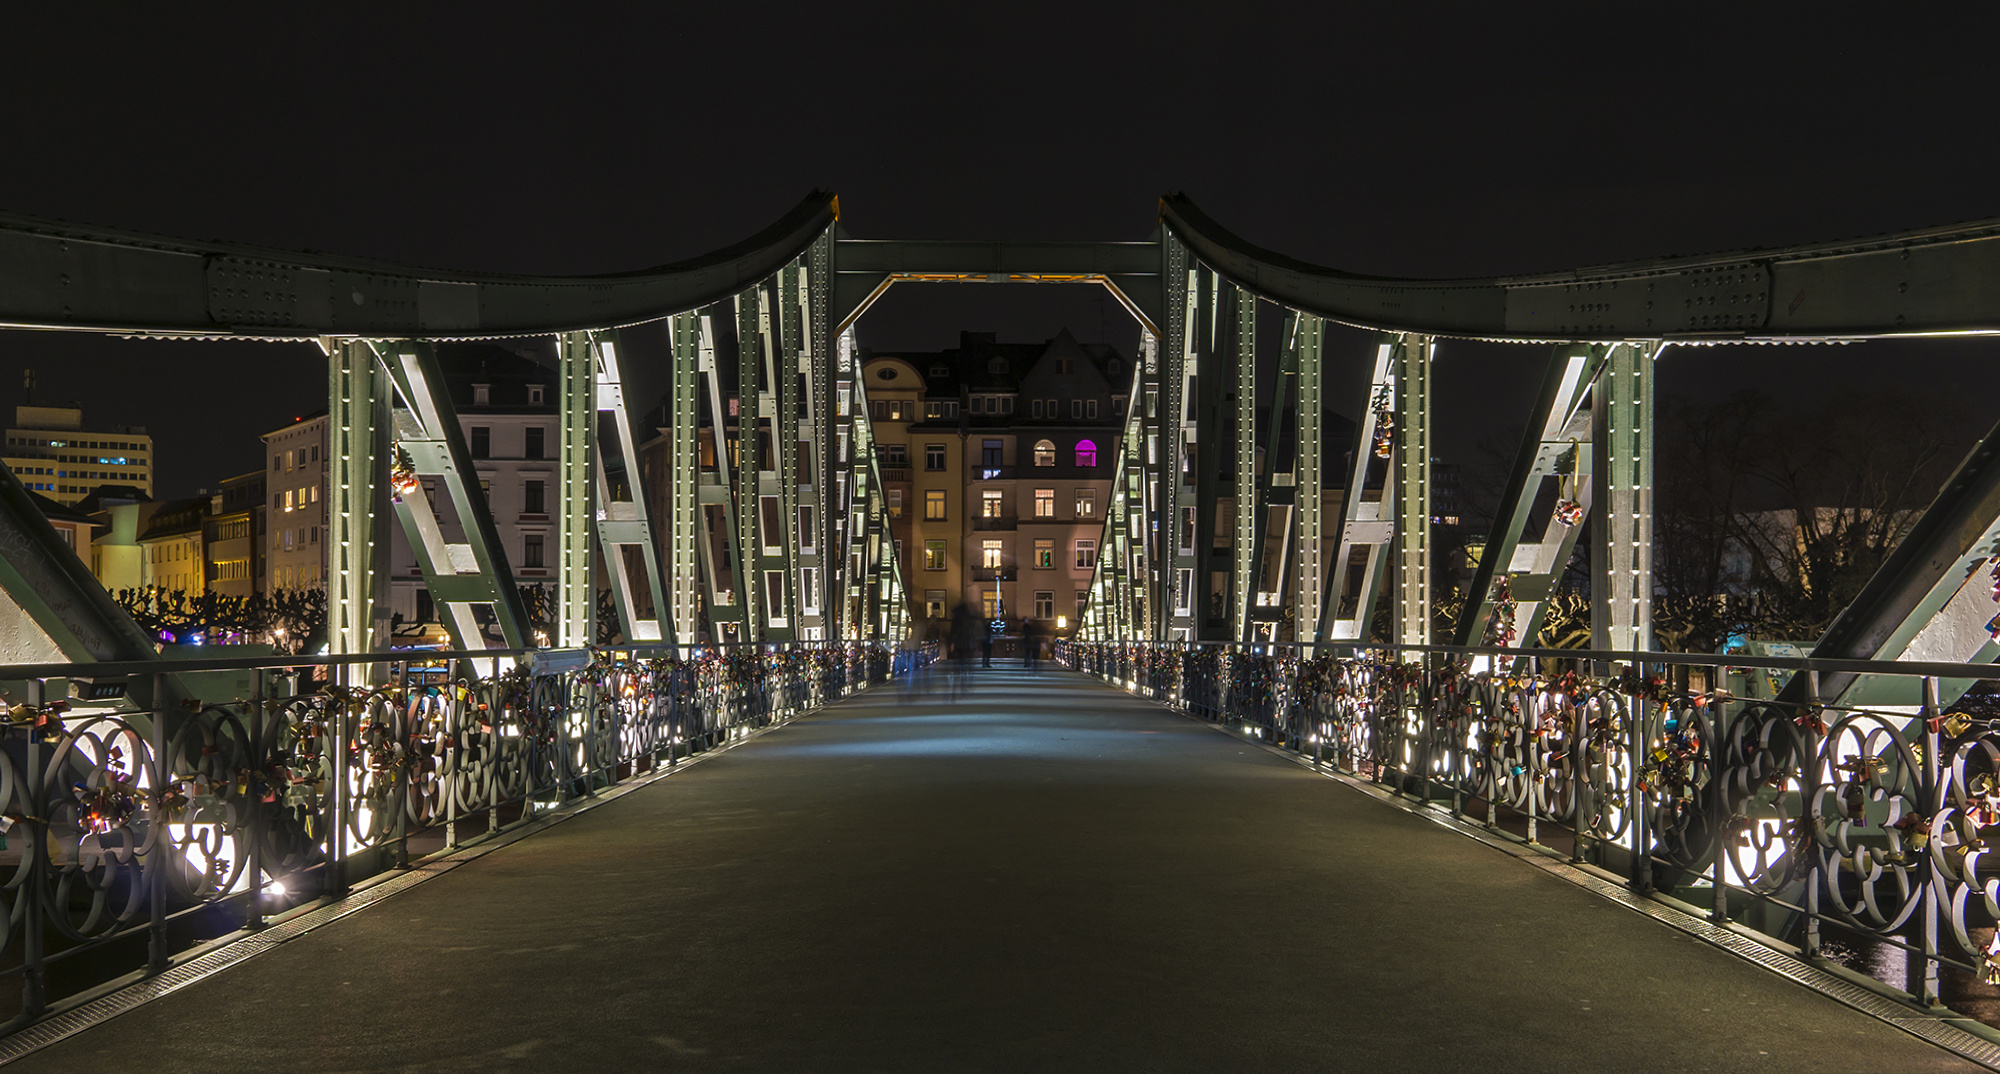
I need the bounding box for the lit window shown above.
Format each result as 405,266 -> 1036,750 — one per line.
982,489 -> 1004,518
1074,539 -> 1097,570
1033,440 -> 1055,467
1075,440 -> 1098,468
1075,490 -> 1095,518
925,490 -> 946,520
925,540 -> 947,571
1034,539 -> 1054,569
1034,488 -> 1055,517
887,489 -> 903,517
982,540 -> 1003,569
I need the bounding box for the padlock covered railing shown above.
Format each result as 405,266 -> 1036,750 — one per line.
0,639 -> 903,1032
1057,638 -> 2000,1021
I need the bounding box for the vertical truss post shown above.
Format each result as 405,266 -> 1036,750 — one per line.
667,313 -> 702,645
1136,330 -> 1163,640
1162,236 -> 1196,640
592,331 -> 669,644
554,332 -> 595,648
328,340 -> 389,666
1293,314 -> 1326,648
375,340 -> 530,661
1392,335 -> 1434,649
736,292 -> 765,640
1232,287 -> 1258,642
798,231 -> 833,640
1190,270 -> 1228,640
1456,344 -> 1611,649
1592,341 -> 1658,654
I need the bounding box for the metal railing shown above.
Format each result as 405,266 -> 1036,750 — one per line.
0,639 -> 902,1031
1058,637 -> 2000,1020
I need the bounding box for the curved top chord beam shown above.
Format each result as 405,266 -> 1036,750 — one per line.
0,191 -> 838,339
1161,193 -> 2000,342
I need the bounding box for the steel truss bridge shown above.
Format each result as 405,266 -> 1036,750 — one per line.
6,194 -> 2000,1048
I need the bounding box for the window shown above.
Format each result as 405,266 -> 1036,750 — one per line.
881,443 -> 908,467
523,534 -> 545,568
470,426 -> 491,459
529,385 -> 545,406
925,490 -> 946,520
925,590 -> 946,620
1033,439 -> 1055,467
925,540 -> 947,570
982,540 -> 1003,569
1075,490 -> 1095,518
1034,488 -> 1055,517
999,396 -> 1013,414
1032,400 -> 1044,418
472,384 -> 491,406
925,401 -> 943,418
925,444 -> 946,471
1077,590 -> 1089,618
283,489 -> 294,512
1034,539 -> 1054,569
1071,400 -> 1082,419
310,526 -> 319,543
1074,539 -> 1097,570
1034,591 -> 1055,619
887,489 -> 903,517
982,590 -> 1000,619
871,400 -> 885,420
526,426 -> 545,459
982,440 -> 1004,467
1075,440 -> 1098,467
1087,400 -> 1098,418
524,479 -> 545,514
981,489 -> 1004,518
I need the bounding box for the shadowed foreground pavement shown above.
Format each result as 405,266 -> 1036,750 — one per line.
15,666 -> 1979,1072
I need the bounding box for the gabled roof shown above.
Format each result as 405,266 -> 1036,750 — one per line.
27,489 -> 96,526
73,484 -> 152,514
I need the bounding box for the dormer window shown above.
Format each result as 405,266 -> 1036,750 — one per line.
528,385 -> 545,406
472,383 -> 491,406
930,365 -> 949,378
987,357 -> 1008,373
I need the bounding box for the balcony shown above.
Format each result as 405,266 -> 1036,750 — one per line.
881,467 -> 912,483
971,515 -> 1018,531
970,566 -> 1016,583
968,464 -> 1015,481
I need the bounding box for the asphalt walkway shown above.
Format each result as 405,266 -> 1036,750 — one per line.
12,665 -> 1980,1072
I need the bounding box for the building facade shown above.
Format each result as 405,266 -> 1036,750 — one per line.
864,330 -> 1126,641
4,405 -> 153,505
262,413 -> 329,594
137,496 -> 208,596
206,470 -> 268,598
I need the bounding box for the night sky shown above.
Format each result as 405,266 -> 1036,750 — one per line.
2,9 -> 1997,498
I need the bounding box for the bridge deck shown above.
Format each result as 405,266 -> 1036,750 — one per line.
14,667 -> 1977,1072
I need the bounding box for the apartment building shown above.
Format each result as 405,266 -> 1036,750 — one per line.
865,329 -> 1127,639
262,412 -> 329,593
206,470 -> 268,598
